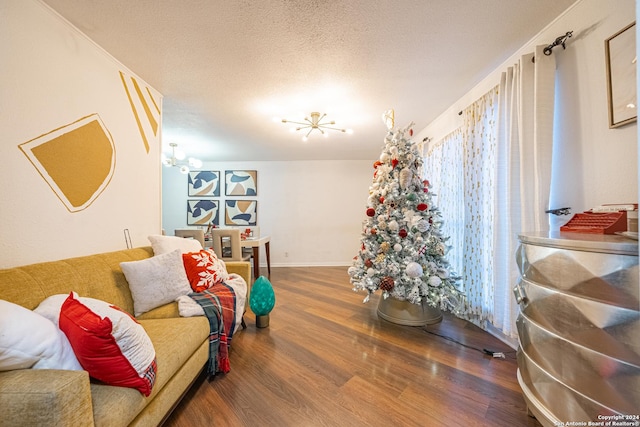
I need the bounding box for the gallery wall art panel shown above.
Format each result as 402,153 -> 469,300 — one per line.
187,199 -> 220,226
225,170 -> 257,196
188,171 -> 220,196
225,200 -> 257,226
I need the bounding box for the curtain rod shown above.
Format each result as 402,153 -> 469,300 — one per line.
541,31 -> 573,57
457,30 -> 573,115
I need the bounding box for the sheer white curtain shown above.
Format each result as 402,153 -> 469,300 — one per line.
461,89 -> 499,326
493,46 -> 556,337
424,129 -> 464,288
424,45 -> 556,338
424,90 -> 499,328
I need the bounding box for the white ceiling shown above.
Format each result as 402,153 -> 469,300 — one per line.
42,0 -> 577,162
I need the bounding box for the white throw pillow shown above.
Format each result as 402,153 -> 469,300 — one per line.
34,293 -> 69,327
120,249 -> 192,316
0,300 -> 82,371
148,234 -> 202,255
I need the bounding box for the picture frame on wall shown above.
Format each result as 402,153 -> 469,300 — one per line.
605,22 -> 637,128
225,200 -> 257,226
225,170 -> 257,196
188,171 -> 220,197
187,199 -> 219,226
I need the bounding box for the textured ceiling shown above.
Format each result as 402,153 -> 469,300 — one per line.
42,0 -> 577,161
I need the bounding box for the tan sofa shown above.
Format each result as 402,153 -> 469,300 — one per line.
0,246 -> 251,427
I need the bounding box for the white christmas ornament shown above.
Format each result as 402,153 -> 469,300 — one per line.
367,268 -> 376,277
404,209 -> 416,224
380,153 -> 390,163
399,168 -> 412,189
388,220 -> 399,231
405,262 -> 423,278
348,266 -> 357,275
393,243 -> 403,252
416,219 -> 429,232
437,268 -> 450,279
428,276 -> 442,287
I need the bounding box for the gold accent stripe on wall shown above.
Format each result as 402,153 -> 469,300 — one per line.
146,86 -> 160,116
132,77 -> 158,135
119,71 -> 150,153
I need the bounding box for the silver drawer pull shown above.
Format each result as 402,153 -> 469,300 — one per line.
513,284 -> 527,304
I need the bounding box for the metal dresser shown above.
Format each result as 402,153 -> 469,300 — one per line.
513,231 -> 639,426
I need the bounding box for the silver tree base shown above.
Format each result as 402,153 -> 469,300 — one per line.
377,296 -> 443,326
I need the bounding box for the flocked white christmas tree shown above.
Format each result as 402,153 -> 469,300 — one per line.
348,111 -> 465,315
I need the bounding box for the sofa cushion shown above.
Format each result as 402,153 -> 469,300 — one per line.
89,316 -> 210,427
0,300 -> 82,371
59,293 -> 157,396
0,369 -> 94,427
120,249 -> 192,316
148,234 -> 202,255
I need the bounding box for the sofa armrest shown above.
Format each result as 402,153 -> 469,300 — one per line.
225,261 -> 252,286
0,369 -> 94,427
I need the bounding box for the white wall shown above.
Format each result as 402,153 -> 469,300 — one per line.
418,0 -> 637,214
0,1 -> 162,268
162,160 -> 374,267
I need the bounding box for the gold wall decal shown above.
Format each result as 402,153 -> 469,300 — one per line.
119,71 -> 160,153
19,114 -> 115,212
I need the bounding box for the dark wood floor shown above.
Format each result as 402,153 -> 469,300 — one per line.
163,266 -> 541,427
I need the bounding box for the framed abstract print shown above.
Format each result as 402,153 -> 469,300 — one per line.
225,170 -> 257,196
187,199 -> 219,226
225,200 -> 257,226
188,171 -> 220,197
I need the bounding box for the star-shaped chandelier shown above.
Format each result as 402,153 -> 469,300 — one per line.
280,112 -> 353,141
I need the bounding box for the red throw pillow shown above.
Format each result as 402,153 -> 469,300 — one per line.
58,293 -> 157,396
182,249 -> 228,292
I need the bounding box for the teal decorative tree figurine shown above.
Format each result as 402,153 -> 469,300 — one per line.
249,276 -> 275,328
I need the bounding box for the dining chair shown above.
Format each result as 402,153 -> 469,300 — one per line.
209,228 -> 251,262
174,228 -> 205,248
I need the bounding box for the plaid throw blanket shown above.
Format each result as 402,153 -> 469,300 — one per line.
189,282 -> 237,376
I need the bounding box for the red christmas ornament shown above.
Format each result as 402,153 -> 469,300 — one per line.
398,229 -> 408,238
417,203 -> 428,211
373,160 -> 382,169
379,196 -> 385,204
391,158 -> 399,168
409,129 -> 413,136
366,208 -> 376,217
423,180 -> 430,187
371,228 -> 377,235
365,259 -> 373,268
423,187 -> 429,193
379,276 -> 395,291
428,217 -> 433,224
